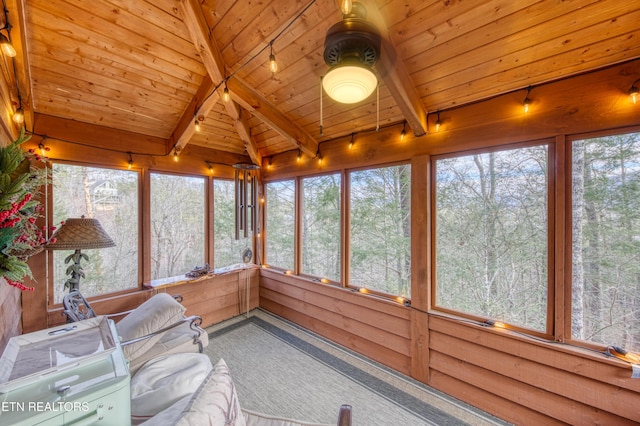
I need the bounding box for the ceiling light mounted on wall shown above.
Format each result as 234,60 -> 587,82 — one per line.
322,2 -> 381,104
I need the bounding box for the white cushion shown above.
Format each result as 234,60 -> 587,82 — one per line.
140,358 -> 246,426
116,293 -> 186,361
130,353 -> 213,424
127,321 -> 209,376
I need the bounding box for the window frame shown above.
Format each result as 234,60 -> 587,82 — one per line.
429,139 -> 556,339
264,178 -> 297,272
345,161 -> 412,296
47,160 -> 144,307
565,126 -> 640,351
263,161 -> 413,300
148,170 -> 209,281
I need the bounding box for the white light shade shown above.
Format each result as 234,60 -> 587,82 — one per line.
322,64 -> 377,104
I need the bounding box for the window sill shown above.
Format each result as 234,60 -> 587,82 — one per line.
144,263 -> 258,290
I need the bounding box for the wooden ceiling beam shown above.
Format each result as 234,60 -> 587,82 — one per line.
170,75 -> 219,154
181,0 -> 262,165
358,0 -> 428,136
227,76 -> 318,158
181,0 -> 318,160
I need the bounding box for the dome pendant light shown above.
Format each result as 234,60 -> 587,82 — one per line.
322,2 -> 381,104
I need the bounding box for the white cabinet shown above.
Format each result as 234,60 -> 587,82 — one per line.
0,317 -> 130,426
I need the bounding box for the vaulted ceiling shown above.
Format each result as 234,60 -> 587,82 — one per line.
6,0 -> 640,166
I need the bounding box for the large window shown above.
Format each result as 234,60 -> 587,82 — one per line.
349,164 -> 411,296
572,132 -> 640,352
301,174 -> 341,281
52,164 -> 139,303
434,145 -> 549,332
265,180 -> 295,271
213,179 -> 252,268
150,173 -> 205,279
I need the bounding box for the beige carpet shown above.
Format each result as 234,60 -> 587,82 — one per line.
204,309 -> 510,426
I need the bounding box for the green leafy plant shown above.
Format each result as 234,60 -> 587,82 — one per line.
0,129 -> 51,291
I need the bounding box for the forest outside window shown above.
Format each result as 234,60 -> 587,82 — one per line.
150,173 -> 205,280
571,131 -> 640,353
349,164 -> 411,297
214,179 -> 252,268
301,173 -> 341,282
51,163 -> 139,303
434,144 -> 549,333
265,180 -> 295,271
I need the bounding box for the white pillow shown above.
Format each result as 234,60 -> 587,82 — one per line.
116,293 -> 186,360
141,358 -> 246,426
130,353 -> 213,424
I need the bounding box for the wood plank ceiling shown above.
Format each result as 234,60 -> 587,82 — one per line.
12,0 -> 640,166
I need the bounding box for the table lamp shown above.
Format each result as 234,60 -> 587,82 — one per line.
46,216 -> 115,292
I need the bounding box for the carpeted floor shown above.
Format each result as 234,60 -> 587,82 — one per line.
204,309 -> 510,426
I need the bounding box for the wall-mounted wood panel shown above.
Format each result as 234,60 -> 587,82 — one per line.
428,313 -> 640,424
260,268 -> 412,375
0,280 -> 21,353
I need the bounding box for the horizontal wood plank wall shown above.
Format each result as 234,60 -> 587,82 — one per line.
33,269 -> 259,331
260,268 -> 412,375
428,316 -> 640,425
0,279 -> 21,353
150,269 -> 260,328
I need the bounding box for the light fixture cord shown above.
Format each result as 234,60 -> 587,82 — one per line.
319,76 -> 323,135
376,82 -> 380,131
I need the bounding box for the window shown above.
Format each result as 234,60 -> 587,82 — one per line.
349,164 -> 411,296
150,173 -> 205,279
265,180 -> 295,271
52,164 -> 139,303
301,174 -> 341,281
571,132 -> 640,352
434,145 -> 549,332
213,179 -> 252,268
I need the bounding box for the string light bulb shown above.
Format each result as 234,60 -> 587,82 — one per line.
38,142 -> 50,156
223,83 -> 230,102
0,33 -> 15,58
269,43 -> 278,74
435,111 -> 441,132
127,152 -> 133,169
340,0 -> 353,15
173,148 -> 179,162
297,149 -> 302,163
628,79 -> 640,104
523,86 -> 532,113
206,161 -> 214,174
12,107 -> 23,124
348,133 -> 354,150
194,118 -> 201,132
400,121 -> 406,142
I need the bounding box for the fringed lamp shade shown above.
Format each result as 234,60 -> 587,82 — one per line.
47,217 -> 115,250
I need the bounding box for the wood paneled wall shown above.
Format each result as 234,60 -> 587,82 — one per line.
260,269 -> 412,374
0,279 -> 21,353
150,269 -> 260,328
